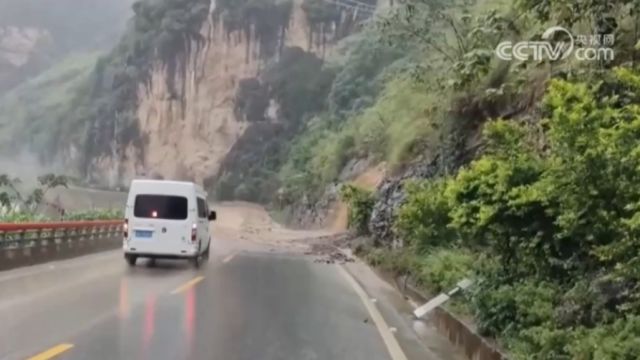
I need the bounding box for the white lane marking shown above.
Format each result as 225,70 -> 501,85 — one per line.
338,265 -> 409,360
222,253 -> 236,264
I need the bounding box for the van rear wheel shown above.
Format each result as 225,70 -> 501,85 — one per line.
192,255 -> 201,269
125,254 -> 137,266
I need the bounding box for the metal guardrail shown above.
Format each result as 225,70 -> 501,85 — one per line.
0,220 -> 123,250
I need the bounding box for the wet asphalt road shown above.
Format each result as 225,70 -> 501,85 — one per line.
0,247 -> 395,360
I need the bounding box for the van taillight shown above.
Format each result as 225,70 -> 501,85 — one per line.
191,223 -> 197,242
124,219 -> 129,239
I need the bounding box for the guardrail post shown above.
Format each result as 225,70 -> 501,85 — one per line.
19,230 -> 26,250
89,224 -> 97,250
68,227 -> 76,254
55,228 -> 62,255
35,228 -> 42,246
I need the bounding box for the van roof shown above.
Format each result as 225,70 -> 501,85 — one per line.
129,179 -> 206,195
130,179 -> 198,187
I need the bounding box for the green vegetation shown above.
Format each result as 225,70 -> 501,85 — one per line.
0,53 -> 99,160
0,174 -> 69,213
339,184 -> 375,235
214,0 -> 293,58
215,46 -> 336,203
0,174 -> 68,221
62,209 -> 124,221
276,28 -> 410,202
395,179 -> 456,251
371,67 -> 640,358
0,173 -> 122,222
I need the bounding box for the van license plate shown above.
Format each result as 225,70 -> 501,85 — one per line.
135,230 -> 153,238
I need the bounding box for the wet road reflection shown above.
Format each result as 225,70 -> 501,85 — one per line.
184,286 -> 196,352
118,278 -> 129,320
142,294 -> 156,352
2,252 -> 394,360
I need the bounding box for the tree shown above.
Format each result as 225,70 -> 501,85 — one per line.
0,174 -> 69,215
379,0 -> 515,89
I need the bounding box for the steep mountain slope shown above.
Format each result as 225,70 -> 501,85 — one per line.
0,0 -> 134,94
72,0 -> 376,187
0,52 -> 98,160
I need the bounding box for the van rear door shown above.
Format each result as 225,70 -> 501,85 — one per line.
131,194 -> 190,253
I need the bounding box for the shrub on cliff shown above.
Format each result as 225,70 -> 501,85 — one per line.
395,178 -> 456,251
340,184 -> 375,235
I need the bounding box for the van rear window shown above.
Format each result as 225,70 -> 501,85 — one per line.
134,195 -> 188,220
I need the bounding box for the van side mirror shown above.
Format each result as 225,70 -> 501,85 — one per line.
208,211 -> 217,221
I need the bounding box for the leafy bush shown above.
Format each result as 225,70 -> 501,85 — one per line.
472,270 -> 559,337
414,247 -> 474,293
569,316 -> 640,360
446,142 -> 550,278
339,184 -> 375,235
63,209 -> 124,221
395,179 -> 456,251
362,247 -> 418,276
0,174 -> 69,214
351,77 -> 439,167
508,316 -> 640,360
0,212 -> 48,223
310,131 -> 355,185
376,65 -> 640,358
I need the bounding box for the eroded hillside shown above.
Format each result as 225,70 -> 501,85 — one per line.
77,0 -> 376,187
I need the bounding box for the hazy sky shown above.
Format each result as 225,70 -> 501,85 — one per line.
0,0 -> 135,52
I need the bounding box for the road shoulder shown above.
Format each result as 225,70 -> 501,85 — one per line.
340,256 -> 467,360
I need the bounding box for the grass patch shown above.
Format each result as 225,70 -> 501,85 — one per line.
358,245 -> 475,317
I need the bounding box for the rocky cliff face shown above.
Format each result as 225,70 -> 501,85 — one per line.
90,0 -> 358,187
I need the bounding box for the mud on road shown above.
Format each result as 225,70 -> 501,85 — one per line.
212,201 -> 352,259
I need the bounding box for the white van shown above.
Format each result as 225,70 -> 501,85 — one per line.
123,180 -> 216,267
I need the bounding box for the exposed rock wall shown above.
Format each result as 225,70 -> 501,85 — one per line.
90,0 -> 357,187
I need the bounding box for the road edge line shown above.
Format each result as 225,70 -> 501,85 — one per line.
338,265 -> 409,360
